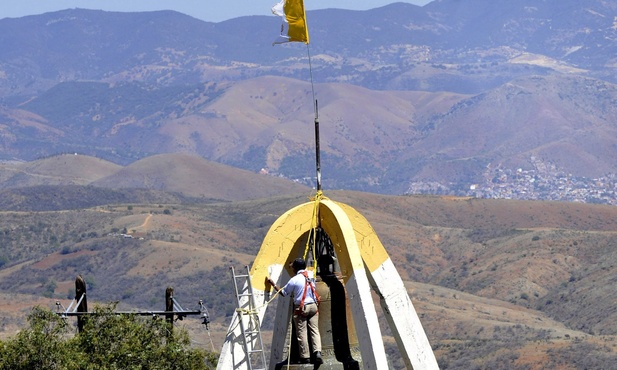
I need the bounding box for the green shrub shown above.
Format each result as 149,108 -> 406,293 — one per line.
0,304 -> 216,370
0,306 -> 81,370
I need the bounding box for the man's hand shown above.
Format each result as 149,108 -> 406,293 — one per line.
266,277 -> 278,292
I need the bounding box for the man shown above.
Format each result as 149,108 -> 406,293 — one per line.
267,257 -> 323,365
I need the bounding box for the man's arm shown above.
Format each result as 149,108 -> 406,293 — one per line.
266,277 -> 281,293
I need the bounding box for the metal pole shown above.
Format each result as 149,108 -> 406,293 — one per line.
166,286 -> 174,335
314,99 -> 322,191
75,275 -> 87,333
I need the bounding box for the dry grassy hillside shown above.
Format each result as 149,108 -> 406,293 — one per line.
0,191 -> 615,369
0,154 -> 122,188
91,152 -> 310,200
409,75 -> 617,182
0,153 -> 310,204
154,76 -> 467,172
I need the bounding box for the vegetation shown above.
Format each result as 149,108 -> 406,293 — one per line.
23,81 -> 224,133
0,185 -> 212,212
0,304 -> 217,370
2,192 -> 617,368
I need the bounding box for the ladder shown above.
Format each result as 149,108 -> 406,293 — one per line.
230,266 -> 267,370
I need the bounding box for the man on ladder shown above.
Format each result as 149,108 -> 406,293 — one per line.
267,258 -> 323,365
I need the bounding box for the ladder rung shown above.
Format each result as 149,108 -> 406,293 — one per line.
231,266 -> 266,370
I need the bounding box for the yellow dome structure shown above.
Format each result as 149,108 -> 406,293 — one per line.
218,193 -> 438,369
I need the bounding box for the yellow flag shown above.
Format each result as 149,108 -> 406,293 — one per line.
272,0 -> 309,45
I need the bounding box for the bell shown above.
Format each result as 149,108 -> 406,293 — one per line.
315,273 -> 361,369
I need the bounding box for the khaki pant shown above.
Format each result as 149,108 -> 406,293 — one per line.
293,303 -> 321,359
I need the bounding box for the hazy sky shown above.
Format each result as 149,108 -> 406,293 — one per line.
2,1 -> 434,22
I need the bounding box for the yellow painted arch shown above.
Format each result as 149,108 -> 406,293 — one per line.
250,198 -> 390,289
221,195 -> 438,370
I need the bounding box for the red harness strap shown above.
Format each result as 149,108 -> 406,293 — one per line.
297,271 -> 320,314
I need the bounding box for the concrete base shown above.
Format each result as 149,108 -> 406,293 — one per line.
275,362 -> 359,370
274,350 -> 361,370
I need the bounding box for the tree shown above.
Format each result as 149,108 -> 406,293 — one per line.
0,306 -> 81,370
0,304 -> 216,370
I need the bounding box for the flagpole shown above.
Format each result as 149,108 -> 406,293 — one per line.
271,0 -> 320,191
306,44 -> 321,192
314,100 -> 321,192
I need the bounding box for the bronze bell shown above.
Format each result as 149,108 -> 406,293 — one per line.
316,255 -> 361,369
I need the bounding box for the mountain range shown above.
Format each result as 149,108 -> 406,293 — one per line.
1,0 -> 617,196
2,2 -> 617,368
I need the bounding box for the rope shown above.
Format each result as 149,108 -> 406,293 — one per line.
206,328 -> 216,352
285,309 -> 294,369
234,288 -> 282,316
303,190 -> 323,271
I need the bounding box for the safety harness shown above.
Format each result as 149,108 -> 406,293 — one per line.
296,270 -> 320,316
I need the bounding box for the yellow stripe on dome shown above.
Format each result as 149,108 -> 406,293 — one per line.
250,201 -> 313,290
250,198 -> 391,288
333,201 -> 390,273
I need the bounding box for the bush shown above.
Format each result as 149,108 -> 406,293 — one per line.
0,306 -> 80,370
0,304 -> 216,370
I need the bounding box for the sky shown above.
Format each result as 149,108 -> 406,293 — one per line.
1,0 -> 433,22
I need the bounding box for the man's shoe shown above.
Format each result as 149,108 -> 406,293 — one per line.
274,359 -> 288,370
313,351 -> 323,365
298,358 -> 311,364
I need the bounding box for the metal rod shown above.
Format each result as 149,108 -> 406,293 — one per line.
315,99 -> 322,191
65,299 -> 76,313
59,310 -> 203,317
73,293 -> 85,313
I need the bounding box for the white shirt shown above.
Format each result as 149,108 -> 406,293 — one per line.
281,269 -> 317,306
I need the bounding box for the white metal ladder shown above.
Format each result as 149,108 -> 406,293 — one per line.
230,265 -> 267,370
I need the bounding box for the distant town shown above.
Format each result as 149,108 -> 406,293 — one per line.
406,156 -> 617,205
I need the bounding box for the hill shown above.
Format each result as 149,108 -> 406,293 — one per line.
0,191 -> 616,368
92,152 -> 310,201
395,74 -> 617,191
3,1 -> 615,93
1,2 -> 617,198
0,153 -> 310,210
5,73 -> 617,196
0,154 -> 121,188
2,3 -> 617,368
